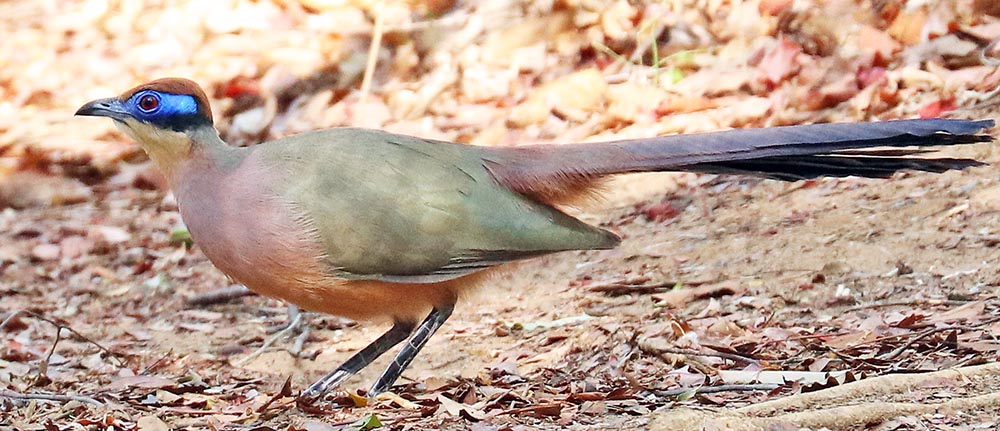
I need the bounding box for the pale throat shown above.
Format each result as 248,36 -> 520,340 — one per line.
115,119 -> 195,180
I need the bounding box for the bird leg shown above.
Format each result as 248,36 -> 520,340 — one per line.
189,286 -> 315,359
266,304 -> 302,333
368,303 -> 455,397
297,303 -> 456,409
298,319 -> 417,404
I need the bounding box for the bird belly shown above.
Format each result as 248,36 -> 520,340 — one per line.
171,152 -> 470,322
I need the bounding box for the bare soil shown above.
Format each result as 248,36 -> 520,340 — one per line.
2,1 -> 1000,430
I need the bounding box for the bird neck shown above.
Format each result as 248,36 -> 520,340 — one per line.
135,124 -> 242,184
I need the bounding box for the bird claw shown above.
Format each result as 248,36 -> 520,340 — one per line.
295,396 -> 339,415
262,305 -> 311,358
295,390 -> 359,413
295,393 -> 338,414
233,305 -> 312,366
266,304 -> 303,334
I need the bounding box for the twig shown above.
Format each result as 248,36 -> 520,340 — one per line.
759,331 -> 853,347
629,21 -> 668,64
359,5 -> 385,102
0,309 -> 26,330
322,412 -> 425,428
941,268 -> 981,281
0,389 -> 103,406
618,331 -> 644,391
878,326 -> 969,361
256,376 -> 293,413
233,311 -> 304,367
652,383 -> 780,398
186,285 -> 254,306
587,276 -> 721,295
588,281 -> 676,295
845,299 -> 971,313
0,309 -> 124,367
640,341 -> 761,366
289,324 -> 310,358
139,350 -> 173,375
266,304 -> 303,334
38,325 -> 63,377
858,315 -> 1000,361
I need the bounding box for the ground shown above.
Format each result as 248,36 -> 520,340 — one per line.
2,1 -> 1000,430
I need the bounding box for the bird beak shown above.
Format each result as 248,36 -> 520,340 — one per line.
75,97 -> 130,122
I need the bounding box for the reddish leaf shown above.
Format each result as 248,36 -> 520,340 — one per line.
918,97 -> 957,118
757,39 -> 803,87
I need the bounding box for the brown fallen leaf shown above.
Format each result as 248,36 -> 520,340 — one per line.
0,171 -> 92,209
755,38 -> 803,87
928,301 -> 986,324
759,0 -> 793,16
889,7 -> 928,46
136,416 -> 170,431
653,283 -> 742,308
375,391 -> 421,409
437,393 -> 487,420
657,95 -> 718,115
858,25 -> 901,60
105,375 -> 177,391
504,402 -> 563,418
30,243 -> 60,261
821,331 -> 875,350
508,69 -> 608,127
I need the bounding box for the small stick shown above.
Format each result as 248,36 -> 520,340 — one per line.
256,376 -> 293,413
0,309 -> 26,330
1,309 -> 123,367
359,5 -> 385,102
139,350 -> 174,375
851,316 -> 1000,352
289,325 -> 311,358
233,311 -> 304,367
758,331 -> 853,347
653,383 -> 780,398
0,389 -> 103,406
845,299 -> 970,313
640,341 -> 761,366
186,285 -> 254,306
878,326 -> 969,361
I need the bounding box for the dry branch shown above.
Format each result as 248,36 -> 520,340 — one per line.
0,389 -> 103,406
651,362 -> 1000,430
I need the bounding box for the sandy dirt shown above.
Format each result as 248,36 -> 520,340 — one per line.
3,135 -> 999,429
2,1 -> 1000,430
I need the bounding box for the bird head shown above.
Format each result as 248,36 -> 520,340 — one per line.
76,78 -> 218,175
77,77 -> 213,133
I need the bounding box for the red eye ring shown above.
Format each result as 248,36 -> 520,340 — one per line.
138,94 -> 159,112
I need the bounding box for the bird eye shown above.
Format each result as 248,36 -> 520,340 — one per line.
138,94 -> 159,112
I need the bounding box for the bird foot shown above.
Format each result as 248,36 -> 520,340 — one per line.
260,305 -> 312,358
234,305 -> 312,366
270,305 -> 313,358
295,390 -> 359,413
295,393 -> 338,414
265,304 -> 303,333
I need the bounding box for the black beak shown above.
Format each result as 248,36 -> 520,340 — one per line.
75,97 -> 130,122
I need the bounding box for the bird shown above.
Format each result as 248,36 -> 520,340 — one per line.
76,77 -> 993,408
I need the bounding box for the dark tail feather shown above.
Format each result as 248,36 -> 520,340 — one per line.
689,154 -> 985,181
487,118 -> 993,200
547,118 -> 992,175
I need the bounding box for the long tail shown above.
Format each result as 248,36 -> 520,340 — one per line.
485,118 -> 993,203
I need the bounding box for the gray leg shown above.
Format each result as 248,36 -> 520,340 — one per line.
298,320 -> 416,401
368,303 -> 455,397
266,304 -> 302,333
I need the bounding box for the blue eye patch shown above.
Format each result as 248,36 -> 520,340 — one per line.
126,90 -> 209,131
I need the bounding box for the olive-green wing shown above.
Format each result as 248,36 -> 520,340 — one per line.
261,128 -> 618,283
